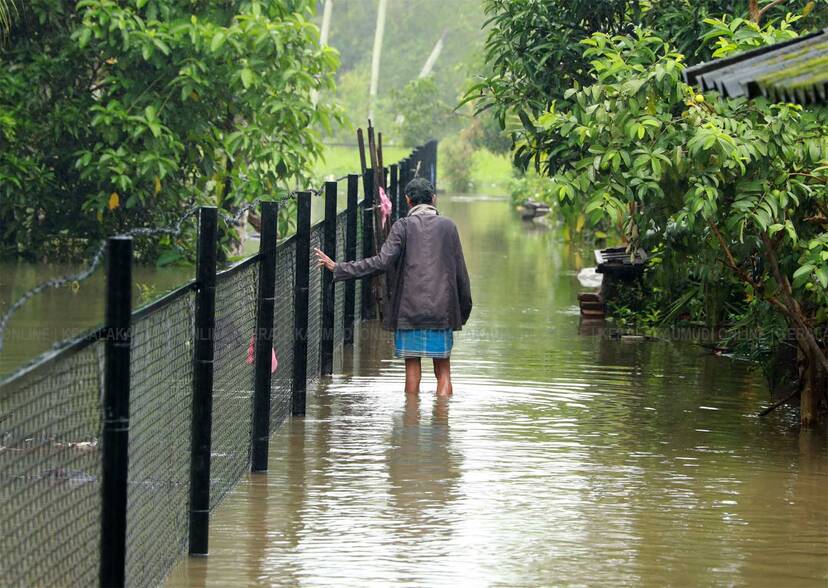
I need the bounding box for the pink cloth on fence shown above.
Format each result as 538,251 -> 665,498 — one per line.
379,186 -> 392,229
246,336 -> 278,374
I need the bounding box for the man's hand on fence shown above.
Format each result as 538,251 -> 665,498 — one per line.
314,248 -> 336,272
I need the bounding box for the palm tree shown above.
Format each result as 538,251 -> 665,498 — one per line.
0,0 -> 19,39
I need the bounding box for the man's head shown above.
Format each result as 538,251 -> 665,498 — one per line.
404,177 -> 435,207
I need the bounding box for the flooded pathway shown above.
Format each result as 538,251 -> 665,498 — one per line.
167,195 -> 828,587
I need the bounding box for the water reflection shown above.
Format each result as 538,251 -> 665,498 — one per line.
0,261 -> 192,375
386,395 -> 460,551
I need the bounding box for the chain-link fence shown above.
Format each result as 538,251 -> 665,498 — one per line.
354,201 -> 364,318
210,262 -> 259,510
333,210 -> 348,349
126,288 -> 195,586
0,336 -> 104,587
306,225 -> 324,383
0,141 -> 437,587
271,238 -> 296,430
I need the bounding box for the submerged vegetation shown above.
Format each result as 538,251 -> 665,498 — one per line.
469,0 -> 828,425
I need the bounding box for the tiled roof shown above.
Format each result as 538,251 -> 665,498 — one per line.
683,28 -> 828,104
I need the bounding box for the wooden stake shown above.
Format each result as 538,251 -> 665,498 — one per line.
366,121 -> 382,233
377,132 -> 385,190
367,122 -> 379,173
356,128 -> 367,174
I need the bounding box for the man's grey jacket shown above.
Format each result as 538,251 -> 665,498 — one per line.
333,205 -> 472,331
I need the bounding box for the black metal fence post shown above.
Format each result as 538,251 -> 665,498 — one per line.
188,207 -> 218,557
429,139 -> 438,187
414,146 -> 422,178
389,164 -> 399,222
344,174 -> 358,344
399,158 -> 409,217
420,144 -> 426,180
100,236 -> 133,587
292,191 -> 312,416
361,169 -> 375,320
251,201 -> 278,471
408,149 -> 416,179
320,182 -> 337,375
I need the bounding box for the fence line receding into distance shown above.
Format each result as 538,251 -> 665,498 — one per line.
0,141 -> 438,588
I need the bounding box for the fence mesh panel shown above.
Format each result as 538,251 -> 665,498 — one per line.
272,240 -> 296,428
307,225 -> 323,382
0,339 -> 103,587
354,202 -> 364,318
210,263 -> 258,510
0,149 -> 435,586
334,211 -> 347,348
126,289 -> 195,587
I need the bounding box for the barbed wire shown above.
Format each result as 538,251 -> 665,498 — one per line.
0,241 -> 109,356
219,198 -> 262,225
313,173 -> 350,184
0,203 -> 206,355
0,165 -> 398,355
0,190 -> 314,355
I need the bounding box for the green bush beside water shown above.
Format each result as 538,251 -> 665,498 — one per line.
472,1 -> 828,424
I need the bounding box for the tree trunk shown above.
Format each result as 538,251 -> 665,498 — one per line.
711,224 -> 826,426
797,341 -> 826,427
748,0 -> 788,24
419,30 -> 446,78
748,0 -> 761,22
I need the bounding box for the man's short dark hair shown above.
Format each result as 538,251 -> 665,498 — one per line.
404,178 -> 435,206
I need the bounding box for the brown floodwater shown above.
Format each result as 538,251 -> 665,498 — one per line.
162,194 -> 828,586
0,260 -> 193,376
19,194 -> 824,587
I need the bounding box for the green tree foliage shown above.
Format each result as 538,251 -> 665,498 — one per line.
327,0 -> 483,102
533,27 -> 828,423
465,109 -> 512,154
321,0 -> 485,141
466,0 -> 828,167
0,0 -> 340,259
390,77 -> 447,146
441,133 -> 474,192
468,0 -> 634,128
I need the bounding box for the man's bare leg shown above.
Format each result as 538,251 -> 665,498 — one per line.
405,358 -> 421,395
433,358 -> 453,396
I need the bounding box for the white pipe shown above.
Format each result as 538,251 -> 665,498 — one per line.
312,0 -> 334,107
320,0 -> 333,46
368,0 -> 388,120
419,31 -> 446,78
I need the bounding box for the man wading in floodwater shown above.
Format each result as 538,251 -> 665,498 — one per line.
315,178 -> 472,396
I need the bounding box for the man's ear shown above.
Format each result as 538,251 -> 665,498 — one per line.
405,195 -> 412,207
